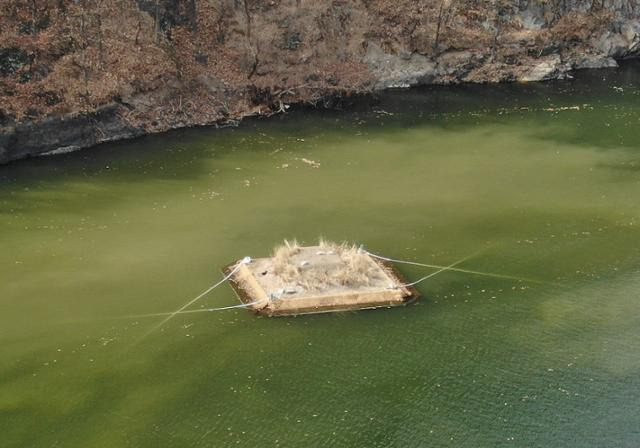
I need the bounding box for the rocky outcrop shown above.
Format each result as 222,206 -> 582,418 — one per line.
1,0 -> 639,164
573,54 -> 618,69
519,55 -> 567,82
364,44 -> 437,89
0,105 -> 143,164
0,47 -> 33,77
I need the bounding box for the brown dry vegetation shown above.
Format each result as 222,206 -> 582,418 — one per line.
1,1 -> 172,119
272,239 -> 302,281
271,239 -> 382,291
0,0 -> 378,130
0,0 -> 636,137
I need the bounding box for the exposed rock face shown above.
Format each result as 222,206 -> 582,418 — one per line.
596,21 -> 640,57
520,55 -> 567,82
0,105 -> 144,163
574,54 -> 618,69
364,44 -> 437,89
0,47 -> 33,77
1,0 -> 639,164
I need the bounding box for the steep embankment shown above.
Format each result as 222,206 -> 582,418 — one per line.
1,1 -> 639,164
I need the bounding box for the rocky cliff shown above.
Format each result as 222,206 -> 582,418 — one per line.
1,0 -> 639,164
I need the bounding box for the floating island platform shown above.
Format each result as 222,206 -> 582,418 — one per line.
224,241 -> 420,317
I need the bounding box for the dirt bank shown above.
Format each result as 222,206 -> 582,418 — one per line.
1,0 -> 639,164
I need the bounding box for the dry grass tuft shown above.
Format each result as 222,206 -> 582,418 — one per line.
270,239 -> 381,291
337,244 -> 376,286
318,237 -> 339,253
298,267 -> 333,291
272,239 -> 301,282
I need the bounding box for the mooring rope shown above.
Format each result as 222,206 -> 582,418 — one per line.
132,244 -> 552,327
144,256 -> 252,329
365,249 -> 548,284
390,252 -> 478,288
139,249 -> 490,318
130,298 -> 269,318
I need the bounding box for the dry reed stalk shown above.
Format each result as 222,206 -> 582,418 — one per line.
271,239 -> 381,291
272,239 -> 301,282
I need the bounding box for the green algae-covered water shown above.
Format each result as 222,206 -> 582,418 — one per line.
2,63 -> 640,447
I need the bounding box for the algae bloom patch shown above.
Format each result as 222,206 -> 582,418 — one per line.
224,240 -> 419,316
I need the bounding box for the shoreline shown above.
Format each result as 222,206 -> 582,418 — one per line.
1,58 -> 636,166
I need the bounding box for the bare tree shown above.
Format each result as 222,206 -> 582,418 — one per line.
154,0 -> 161,42
433,0 -> 452,54
95,0 -> 104,67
